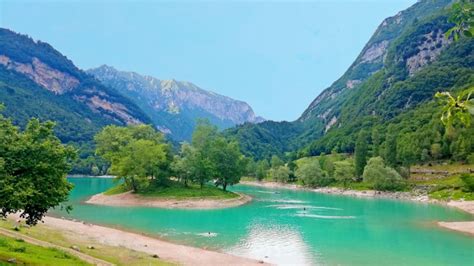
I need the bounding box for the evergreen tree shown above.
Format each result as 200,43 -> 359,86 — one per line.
355,130 -> 369,177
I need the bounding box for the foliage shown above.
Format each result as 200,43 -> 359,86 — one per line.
355,130 -> 369,177
362,157 -> 406,191
445,0 -> 474,41
255,160 -> 270,180
268,166 -> 290,183
95,125 -> 171,192
139,180 -> 239,199
460,173 -> 474,191
0,115 -> 74,225
435,89 -> 474,128
295,159 -> 332,187
270,155 -> 284,168
333,160 -> 355,188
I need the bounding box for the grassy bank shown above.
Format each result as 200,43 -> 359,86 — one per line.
0,234 -> 89,265
104,180 -> 239,199
0,219 -> 172,266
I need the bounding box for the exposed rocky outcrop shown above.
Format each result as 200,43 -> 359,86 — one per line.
359,40 -> 389,64
406,30 -> 452,75
0,55 -> 79,94
88,65 -> 264,140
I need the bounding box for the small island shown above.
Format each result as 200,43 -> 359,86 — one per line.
88,121 -> 251,209
87,181 -> 251,209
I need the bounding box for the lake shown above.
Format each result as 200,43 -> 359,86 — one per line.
53,177 -> 474,265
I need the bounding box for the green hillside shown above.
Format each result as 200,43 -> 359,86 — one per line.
226,0 -> 474,167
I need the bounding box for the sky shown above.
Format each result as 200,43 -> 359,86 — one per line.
0,0 -> 416,121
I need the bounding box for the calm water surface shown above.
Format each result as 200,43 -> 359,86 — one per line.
53,177 -> 474,265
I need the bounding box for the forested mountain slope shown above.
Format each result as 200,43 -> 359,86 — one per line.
0,28 -> 151,142
88,65 -> 264,141
227,0 -> 474,164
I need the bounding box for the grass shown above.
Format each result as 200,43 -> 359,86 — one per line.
0,235 -> 90,266
104,180 -> 239,199
0,220 -> 173,266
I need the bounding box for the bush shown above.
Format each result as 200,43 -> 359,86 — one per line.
460,174 -> 474,192
268,166 -> 290,183
295,159 -> 333,187
363,157 -> 407,191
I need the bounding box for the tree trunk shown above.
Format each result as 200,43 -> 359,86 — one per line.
223,182 -> 227,191
200,181 -> 203,189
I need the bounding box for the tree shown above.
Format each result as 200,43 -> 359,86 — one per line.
334,160 -> 355,188
270,155 -> 284,168
371,128 -> 381,157
431,143 -> 442,160
355,130 -> 369,177
189,121 -> 219,188
210,138 -> 247,191
445,0 -> 474,41
295,159 -> 331,187
0,117 -> 75,225
255,160 -> 270,180
268,165 -> 290,183
384,125 -> 398,167
397,133 -> 419,176
362,157 -> 406,191
171,143 -> 195,187
95,125 -> 170,192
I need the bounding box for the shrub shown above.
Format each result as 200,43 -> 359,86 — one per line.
363,157 -> 407,191
295,159 -> 333,187
460,174 -> 474,192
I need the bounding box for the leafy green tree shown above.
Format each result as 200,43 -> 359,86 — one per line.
255,160 -> 270,180
295,159 -> 331,187
384,125 -> 398,167
445,0 -> 474,41
371,128 -> 381,157
287,160 -> 297,182
355,130 -> 370,177
268,165 -> 290,183
334,160 -> 355,188
431,143 -> 443,160
397,133 -> 419,175
270,155 -> 284,168
460,173 -> 474,192
210,138 -> 247,191
245,159 -> 257,177
171,143 -> 195,187
0,115 -> 75,225
363,157 -> 406,191
95,125 -> 170,192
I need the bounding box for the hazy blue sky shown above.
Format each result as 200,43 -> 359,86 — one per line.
0,0 -> 415,121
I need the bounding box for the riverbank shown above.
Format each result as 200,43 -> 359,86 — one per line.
7,215 -> 268,266
241,180 -> 474,236
86,191 -> 252,209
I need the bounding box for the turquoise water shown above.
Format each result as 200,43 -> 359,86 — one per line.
54,178 -> 474,265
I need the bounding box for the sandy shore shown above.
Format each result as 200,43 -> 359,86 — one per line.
17,215 -> 268,266
241,181 -> 474,236
86,191 -> 252,209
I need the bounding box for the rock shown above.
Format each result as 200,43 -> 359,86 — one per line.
152,254 -> 159,258
258,260 -> 265,264
7,258 -> 16,263
71,245 -> 80,251
87,245 -> 95,249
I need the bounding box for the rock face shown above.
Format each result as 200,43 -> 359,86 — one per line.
0,28 -> 151,141
88,65 -> 264,140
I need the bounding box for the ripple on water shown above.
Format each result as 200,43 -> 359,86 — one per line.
294,212 -> 356,219
267,204 -> 342,210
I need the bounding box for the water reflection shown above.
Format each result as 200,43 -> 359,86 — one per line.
227,223 -> 316,265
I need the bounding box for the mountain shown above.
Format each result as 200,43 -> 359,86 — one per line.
87,65 -> 264,141
0,28 -> 151,142
226,0 -> 474,163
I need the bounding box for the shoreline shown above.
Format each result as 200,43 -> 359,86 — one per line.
86,191 -> 252,209
240,180 -> 474,236
13,214 -> 268,265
